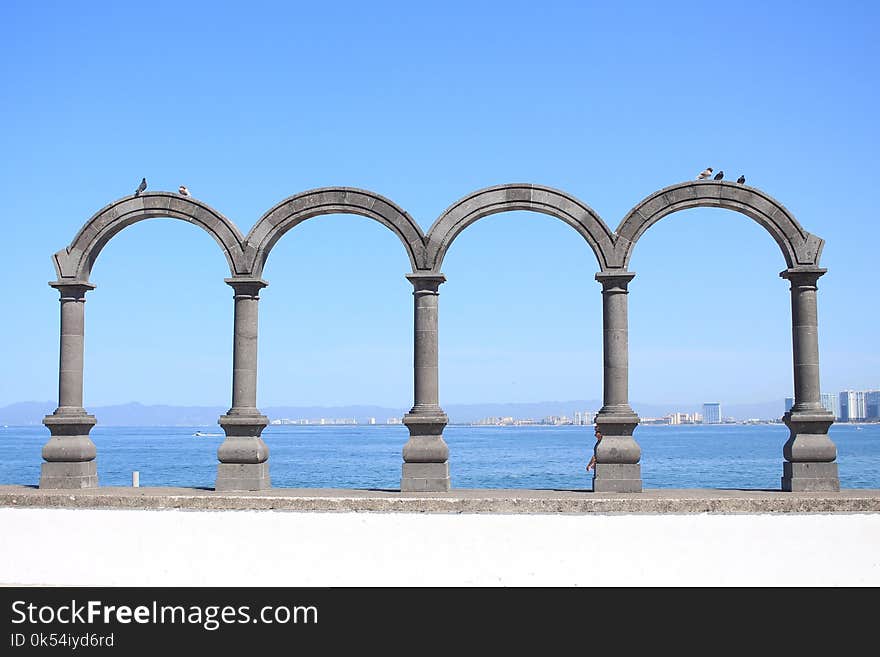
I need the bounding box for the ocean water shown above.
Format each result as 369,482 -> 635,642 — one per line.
1,423 -> 878,490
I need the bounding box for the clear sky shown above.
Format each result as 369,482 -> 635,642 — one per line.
1,1 -> 877,410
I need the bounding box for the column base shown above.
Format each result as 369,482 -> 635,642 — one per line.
592,463 -> 642,493
402,409 -> 450,491
217,413 -> 270,486
215,462 -> 271,491
593,410 -> 642,492
781,409 -> 838,491
401,462 -> 450,492
782,462 -> 840,492
40,461 -> 97,489
40,411 -> 98,489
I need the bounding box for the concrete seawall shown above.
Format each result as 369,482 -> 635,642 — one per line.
2,485 -> 880,513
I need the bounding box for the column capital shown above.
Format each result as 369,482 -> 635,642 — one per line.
49,280 -> 96,300
406,272 -> 446,293
595,270 -> 636,292
780,267 -> 827,288
224,277 -> 269,298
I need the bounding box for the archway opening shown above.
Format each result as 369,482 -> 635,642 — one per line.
438,210 -> 603,489
85,218 -> 233,488
627,206 -> 796,489
258,213 -> 413,488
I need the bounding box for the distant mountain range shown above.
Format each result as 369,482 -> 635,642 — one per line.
0,399 -> 787,426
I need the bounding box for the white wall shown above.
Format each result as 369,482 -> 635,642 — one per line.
2,509 -> 879,586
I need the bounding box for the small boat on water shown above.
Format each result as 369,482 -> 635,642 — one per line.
193,431 -> 221,437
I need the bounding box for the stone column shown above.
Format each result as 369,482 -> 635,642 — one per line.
401,273 -> 450,491
41,281 -> 98,488
592,272 -> 642,492
216,277 -> 271,491
780,267 -> 838,491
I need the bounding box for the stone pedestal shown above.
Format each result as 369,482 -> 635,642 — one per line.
216,462 -> 271,492
401,413 -> 450,492
593,412 -> 641,493
216,413 -> 271,491
41,412 -> 98,489
782,410 -> 838,492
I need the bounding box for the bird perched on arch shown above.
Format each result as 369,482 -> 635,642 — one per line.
134,177 -> 147,196
178,185 -> 190,197
713,171 -> 724,180
696,167 -> 713,180
736,175 -> 746,184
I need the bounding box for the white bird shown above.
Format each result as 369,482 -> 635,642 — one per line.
178,185 -> 190,197
696,167 -> 713,180
135,177 -> 147,196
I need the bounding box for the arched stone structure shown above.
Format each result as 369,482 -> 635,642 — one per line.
245,187 -> 427,276
403,184 -> 617,491
425,183 -> 615,272
41,193 -> 248,489
597,180 -> 838,492
232,188 -> 428,491
39,181 -> 837,493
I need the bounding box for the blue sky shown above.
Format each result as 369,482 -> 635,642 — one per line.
1,1 -> 877,410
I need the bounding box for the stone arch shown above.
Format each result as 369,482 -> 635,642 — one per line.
610,181 -> 825,270
245,188 -> 427,276
425,184 -> 615,271
52,193 -> 248,282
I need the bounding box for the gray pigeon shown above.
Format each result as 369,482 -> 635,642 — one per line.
135,178 -> 147,196
714,171 -> 724,180
178,185 -> 190,197
736,175 -> 745,184
696,167 -> 713,180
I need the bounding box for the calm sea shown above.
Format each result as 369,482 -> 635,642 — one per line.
1,423 -> 878,490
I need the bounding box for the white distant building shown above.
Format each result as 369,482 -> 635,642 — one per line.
571,410 -> 595,426
666,412 -> 701,425
820,392 -> 838,418
839,391 -> 867,422
702,403 -> 722,424
369,417 -> 376,425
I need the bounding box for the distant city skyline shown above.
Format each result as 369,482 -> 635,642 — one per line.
784,389 -> 880,422
7,390 -> 880,427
